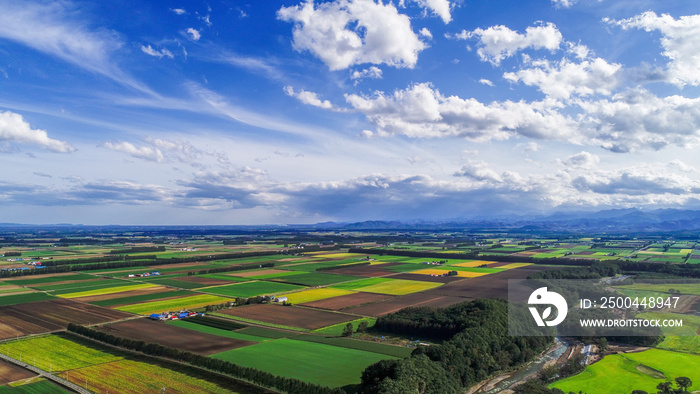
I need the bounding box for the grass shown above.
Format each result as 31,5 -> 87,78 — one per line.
166,320 -> 268,342
313,317 -> 377,336
4,274 -> 96,286
354,279 -> 443,295
636,312 -> 700,354
58,283 -> 159,299
203,281 -> 305,298
211,338 -> 398,388
0,292 -> 55,306
0,335 -> 121,372
551,349 -> 699,393
330,277 -> 392,291
115,294 -> 232,315
90,290 -> 193,307
271,272 -> 363,286
281,288 -> 356,304
0,379 -> 70,394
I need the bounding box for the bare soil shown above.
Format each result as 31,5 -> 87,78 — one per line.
0,359 -> 35,384
301,292 -> 394,310
217,304 -> 357,330
343,293 -> 467,317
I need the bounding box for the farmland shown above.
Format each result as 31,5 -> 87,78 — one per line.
217,304 -> 359,330
114,294 -> 232,315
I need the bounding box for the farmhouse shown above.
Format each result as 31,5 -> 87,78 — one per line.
274,296 -> 288,303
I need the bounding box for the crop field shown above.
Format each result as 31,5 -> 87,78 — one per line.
271,272 -> 363,286
231,269 -> 303,279
290,334 -> 413,358
302,292 -> 393,310
167,320 -> 270,342
133,277 -> 216,289
616,283 -> 700,296
637,312 -> 700,354
171,275 -> 245,286
409,268 -> 490,278
0,299 -> 131,340
281,288 -> 356,304
76,287 -> 188,305
352,278 -> 443,295
551,349 -> 699,393
311,253 -> 367,259
212,338 -> 398,388
0,379 -> 70,393
448,260 -> 493,267
96,319 -> 255,354
0,293 -> 55,307
0,359 -> 35,385
0,335 -> 121,371
58,283 -> 159,299
325,264 -> 402,277
114,294 -> 231,315
330,277 -> 392,291
497,263 -> 534,269
343,293 -> 466,316
203,281 -> 305,298
217,304 -> 358,330
34,279 -> 138,295
3,273 -> 96,286
311,317 -> 377,335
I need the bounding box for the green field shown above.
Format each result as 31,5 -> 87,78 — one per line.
615,283 -> 700,296
34,279 -> 137,294
330,277 -> 392,291
290,333 -> 412,358
637,312 -> 700,354
4,273 -> 96,286
115,294 -> 232,315
271,272 -> 362,286
90,290 -> 193,307
134,277 -> 215,289
551,349 -> 700,393
0,335 -> 121,371
203,281 -> 305,298
58,283 -> 158,298
312,317 -> 377,336
235,326 -> 292,339
211,338 -> 399,388
0,292 -> 55,306
0,379 -> 71,394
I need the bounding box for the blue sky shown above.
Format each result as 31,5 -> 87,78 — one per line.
1,0 -> 700,224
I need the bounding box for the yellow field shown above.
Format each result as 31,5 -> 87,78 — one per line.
282,288 -> 356,304
411,269 -> 489,278
59,283 -> 160,299
498,263 -> 533,269
680,249 -> 693,255
451,260 -> 494,267
314,253 -> 366,259
356,279 -> 442,295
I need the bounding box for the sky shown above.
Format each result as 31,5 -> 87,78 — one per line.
1,0 -> 700,225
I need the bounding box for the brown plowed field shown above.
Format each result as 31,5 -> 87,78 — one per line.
0,299 -> 131,340
173,276 -> 236,286
217,304 -> 357,330
0,359 -> 35,384
72,286 -> 171,303
343,293 -> 467,317
95,319 -> 254,355
324,263 -> 404,277
301,292 -> 394,310
422,265 -> 557,299
388,273 -> 465,283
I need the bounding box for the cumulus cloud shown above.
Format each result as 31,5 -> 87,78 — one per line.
563,151 -> 600,169
607,12 -> 700,87
284,86 -> 337,110
419,28 -> 433,39
478,78 -> 494,86
504,57 -> 622,99
345,82 -> 576,141
411,0 -> 452,24
102,141 -> 164,162
454,160 -> 503,182
451,22 -> 562,65
552,0 -> 577,8
277,0 -> 426,70
171,8 -> 186,15
572,166 -> 700,195
140,45 -> 174,59
350,66 -> 383,82
186,28 -> 201,41
0,111 -> 75,153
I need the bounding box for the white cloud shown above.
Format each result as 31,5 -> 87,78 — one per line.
452,22 -> 563,65
277,0 -> 426,70
563,151 -> 600,169
284,86 -> 335,110
171,8 -> 186,15
454,160 -> 503,182
607,12 -> 700,87
0,111 -> 75,153
140,45 -> 174,59
186,28 -> 201,41
345,82 -> 575,141
478,78 -> 494,86
0,0 -> 148,92
411,0 -> 452,24
504,57 -> 622,99
419,27 -> 433,39
572,165 -> 700,195
552,0 -> 577,8
350,66 -> 383,82
102,141 -> 164,162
